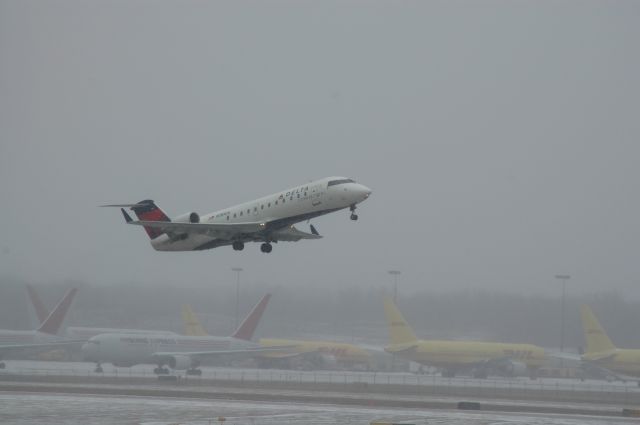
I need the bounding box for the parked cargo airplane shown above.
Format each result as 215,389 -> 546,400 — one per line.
82,294 -> 281,375
104,177 -> 371,253
383,298 -> 546,379
182,304 -> 373,370
580,305 -> 640,380
0,288 -> 79,369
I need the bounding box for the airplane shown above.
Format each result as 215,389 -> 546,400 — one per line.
82,294 -> 283,375
27,284 -> 178,340
103,176 -> 371,253
182,304 -> 373,370
0,288 -> 80,369
580,304 -> 640,381
383,297 -> 546,379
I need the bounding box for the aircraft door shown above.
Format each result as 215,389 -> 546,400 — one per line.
311,184 -> 322,207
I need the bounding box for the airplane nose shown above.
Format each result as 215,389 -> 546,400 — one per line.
359,184 -> 372,199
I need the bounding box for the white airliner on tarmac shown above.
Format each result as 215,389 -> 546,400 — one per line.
0,288 -> 80,369
104,177 -> 371,253
82,294 -> 281,375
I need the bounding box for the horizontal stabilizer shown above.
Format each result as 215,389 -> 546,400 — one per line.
100,202 -> 149,208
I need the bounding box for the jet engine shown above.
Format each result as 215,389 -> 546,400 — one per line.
172,212 -> 200,223
167,355 -> 193,370
501,360 -> 528,377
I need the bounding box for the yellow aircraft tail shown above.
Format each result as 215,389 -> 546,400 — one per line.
182,305 -> 209,336
383,297 -> 418,345
580,304 -> 616,355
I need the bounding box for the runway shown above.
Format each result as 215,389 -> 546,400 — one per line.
2,361 -> 639,424
0,391 -> 635,425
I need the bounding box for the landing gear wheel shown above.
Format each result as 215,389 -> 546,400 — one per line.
232,241 -> 244,251
95,364 -> 103,373
154,366 -> 170,375
186,368 -> 202,376
260,243 -> 273,253
349,204 -> 358,220
0,362 -> 5,369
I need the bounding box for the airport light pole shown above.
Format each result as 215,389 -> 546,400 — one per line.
232,267 -> 243,329
555,274 -> 571,354
388,270 -> 401,302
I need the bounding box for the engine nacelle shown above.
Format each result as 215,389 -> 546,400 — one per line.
502,360 -> 528,377
167,355 -> 193,370
172,212 -> 200,223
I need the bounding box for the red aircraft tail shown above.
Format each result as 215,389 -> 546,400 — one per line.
26,284 -> 49,324
37,288 -> 77,335
231,294 -> 271,341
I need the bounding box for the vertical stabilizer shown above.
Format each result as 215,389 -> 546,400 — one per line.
383,297 -> 418,345
581,304 -> 616,355
37,288 -> 77,335
26,284 -> 49,324
182,305 -> 209,336
130,200 -> 170,239
231,294 -> 271,341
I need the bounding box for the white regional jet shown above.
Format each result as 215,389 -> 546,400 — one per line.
104,177 -> 371,253
82,294 -> 278,375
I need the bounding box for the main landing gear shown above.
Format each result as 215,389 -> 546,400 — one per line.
260,242 -> 273,253
232,241 -> 244,251
350,204 -> 358,221
154,366 -> 171,375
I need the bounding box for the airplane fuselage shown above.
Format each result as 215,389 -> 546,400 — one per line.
82,333 -> 260,368
386,340 -> 546,370
583,349 -> 640,377
149,177 -> 371,251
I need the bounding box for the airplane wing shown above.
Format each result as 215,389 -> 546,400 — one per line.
0,340 -> 85,354
153,345 -> 295,360
270,225 -> 322,242
129,220 -> 266,239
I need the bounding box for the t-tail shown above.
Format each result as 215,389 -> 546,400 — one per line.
37,288 -> 78,335
182,305 -> 209,336
103,200 -> 170,239
580,304 -> 617,356
26,284 -> 49,324
129,200 -> 170,239
231,294 -> 271,341
383,297 -> 418,345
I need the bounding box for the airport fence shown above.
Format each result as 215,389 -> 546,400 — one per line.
3,365 -> 640,405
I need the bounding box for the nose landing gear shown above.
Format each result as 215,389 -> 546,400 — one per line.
232,241 -> 244,251
349,204 -> 358,221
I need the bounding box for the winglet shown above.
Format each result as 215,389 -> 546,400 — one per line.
121,208 -> 133,223
37,288 -> 77,335
232,294 -> 271,341
310,224 -> 319,236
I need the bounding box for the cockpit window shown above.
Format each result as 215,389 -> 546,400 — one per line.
327,179 -> 355,187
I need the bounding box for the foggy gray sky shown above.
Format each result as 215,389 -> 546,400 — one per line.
1,1 -> 639,298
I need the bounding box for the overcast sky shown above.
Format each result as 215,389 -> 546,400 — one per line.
1,1 -> 639,298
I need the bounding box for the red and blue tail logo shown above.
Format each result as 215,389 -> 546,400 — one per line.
131,200 -> 170,239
